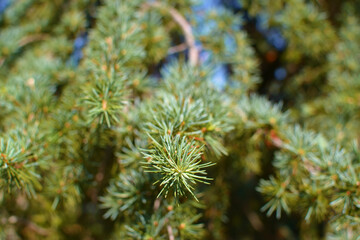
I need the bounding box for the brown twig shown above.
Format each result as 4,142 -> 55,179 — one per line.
168,43 -> 188,54
18,34 -> 49,48
143,2 -> 199,66
167,224 -> 175,240
24,220 -> 49,236
152,198 -> 174,240
245,211 -> 264,231
153,197 -> 161,211
0,34 -> 48,67
8,216 -> 49,236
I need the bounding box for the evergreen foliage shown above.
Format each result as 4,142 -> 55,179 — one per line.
1,0 -> 360,239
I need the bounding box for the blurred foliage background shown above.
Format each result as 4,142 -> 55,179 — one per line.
1,0 -> 360,239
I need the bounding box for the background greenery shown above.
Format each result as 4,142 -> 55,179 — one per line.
1,0 -> 360,239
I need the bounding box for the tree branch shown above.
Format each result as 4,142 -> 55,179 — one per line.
143,1 -> 199,66
167,224 -> 175,240
168,43 -> 188,54
0,34 -> 48,67
8,216 -> 49,236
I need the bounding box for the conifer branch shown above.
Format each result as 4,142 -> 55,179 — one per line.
2,0 -> 359,238
142,134 -> 215,200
